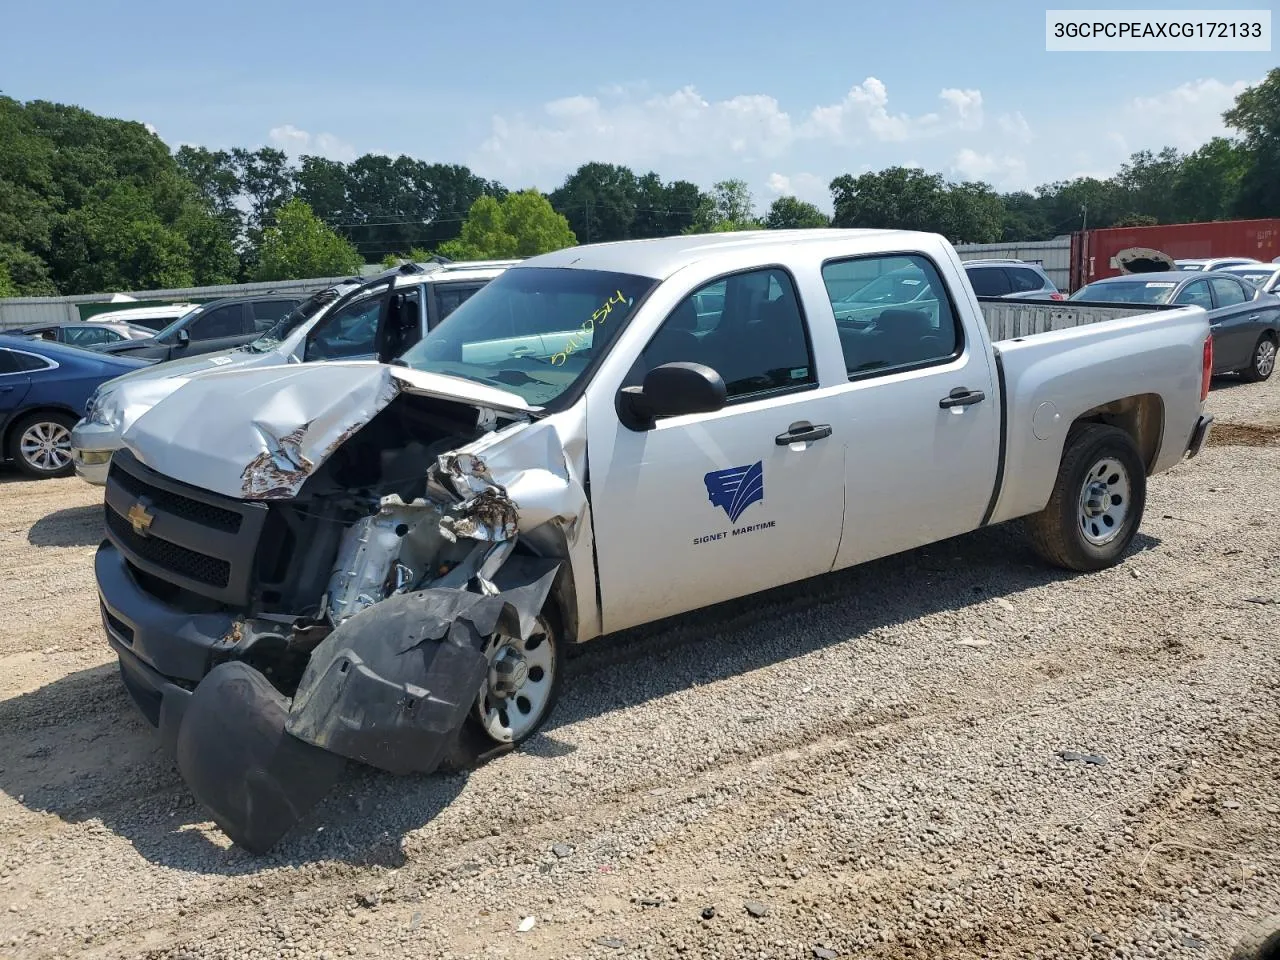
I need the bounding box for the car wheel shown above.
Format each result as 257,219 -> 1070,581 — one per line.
441,606 -> 564,772
1240,333 -> 1277,383
8,411 -> 77,479
1024,424 -> 1147,572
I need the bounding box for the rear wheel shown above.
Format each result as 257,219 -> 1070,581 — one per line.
1025,424 -> 1146,572
9,411 -> 76,479
1241,334 -> 1276,383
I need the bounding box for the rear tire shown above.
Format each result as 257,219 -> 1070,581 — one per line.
8,411 -> 77,479
1024,424 -> 1146,572
1240,333 -> 1277,383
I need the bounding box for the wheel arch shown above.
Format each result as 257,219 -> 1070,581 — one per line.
1067,392 -> 1165,476
2,403 -> 81,457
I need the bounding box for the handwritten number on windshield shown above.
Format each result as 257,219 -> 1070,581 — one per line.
550,290 -> 626,366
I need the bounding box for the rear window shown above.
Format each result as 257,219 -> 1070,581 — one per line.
1007,267 -> 1047,293
1070,280 -> 1177,304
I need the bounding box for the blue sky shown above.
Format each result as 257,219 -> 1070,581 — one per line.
1,0 -> 1272,211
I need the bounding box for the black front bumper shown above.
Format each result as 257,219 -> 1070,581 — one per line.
96,541 -> 237,743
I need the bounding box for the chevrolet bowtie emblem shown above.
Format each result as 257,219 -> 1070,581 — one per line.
127,500 -> 155,536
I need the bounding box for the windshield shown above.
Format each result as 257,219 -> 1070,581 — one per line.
1069,280 -> 1178,304
243,286 -> 349,352
837,270 -> 926,305
149,306 -> 202,340
399,266 -> 658,407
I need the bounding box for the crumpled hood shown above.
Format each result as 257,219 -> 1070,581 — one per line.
122,361 -> 534,500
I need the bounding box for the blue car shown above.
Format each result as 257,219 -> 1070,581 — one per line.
0,335 -> 150,479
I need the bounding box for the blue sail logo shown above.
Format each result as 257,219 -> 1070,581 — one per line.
703,461 -> 764,524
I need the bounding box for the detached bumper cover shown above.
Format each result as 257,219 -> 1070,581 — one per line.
1187,414 -> 1214,459
118,560 -> 559,854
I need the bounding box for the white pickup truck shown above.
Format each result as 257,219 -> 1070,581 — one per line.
94,229 -> 1214,852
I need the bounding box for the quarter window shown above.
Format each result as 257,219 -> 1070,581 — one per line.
1007,267 -> 1045,293
635,268 -> 814,402
823,255 -> 961,377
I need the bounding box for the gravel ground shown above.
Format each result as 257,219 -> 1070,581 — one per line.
0,375 -> 1277,960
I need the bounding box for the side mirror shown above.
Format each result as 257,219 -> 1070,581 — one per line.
176,329 -> 190,346
617,362 -> 727,431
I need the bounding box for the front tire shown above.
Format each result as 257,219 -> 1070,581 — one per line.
1025,424 -> 1146,572
1240,334 -> 1277,383
8,411 -> 76,479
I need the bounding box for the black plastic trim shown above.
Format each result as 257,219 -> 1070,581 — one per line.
979,347 -> 1008,527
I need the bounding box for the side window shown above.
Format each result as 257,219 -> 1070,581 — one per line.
966,266 -> 1012,297
188,304 -> 246,340
1209,277 -> 1247,308
250,300 -> 297,331
305,294 -> 384,361
0,349 -> 18,374
637,268 -> 814,402
822,254 -> 961,377
1174,280 -> 1213,310
435,283 -> 485,324
380,287 -> 424,359
1007,267 -> 1044,293
66,326 -> 114,346
10,350 -> 53,372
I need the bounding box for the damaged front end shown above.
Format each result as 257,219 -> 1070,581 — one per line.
117,365 -> 590,853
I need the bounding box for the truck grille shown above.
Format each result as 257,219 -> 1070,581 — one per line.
106,507 -> 231,588
103,450 -> 269,606
110,461 -> 242,533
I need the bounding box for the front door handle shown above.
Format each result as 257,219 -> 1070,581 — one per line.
939,387 -> 985,408
775,421 -> 832,445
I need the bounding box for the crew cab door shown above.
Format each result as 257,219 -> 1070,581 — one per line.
822,253 -> 1000,568
586,267 -> 846,634
178,302 -> 255,357
302,289 -> 389,362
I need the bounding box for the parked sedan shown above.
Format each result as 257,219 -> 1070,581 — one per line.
1174,257 -> 1261,272
1070,271 -> 1280,381
19,321 -> 156,349
1219,263 -> 1280,296
0,336 -> 150,478
96,293 -> 304,362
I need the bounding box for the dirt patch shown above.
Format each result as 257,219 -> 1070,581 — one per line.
1207,423 -> 1280,448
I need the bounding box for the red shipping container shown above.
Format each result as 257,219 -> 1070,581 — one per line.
1069,218 -> 1280,290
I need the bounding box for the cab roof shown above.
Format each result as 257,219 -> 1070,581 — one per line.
516,229 -> 918,280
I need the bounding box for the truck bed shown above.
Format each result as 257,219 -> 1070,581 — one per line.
979,297 -> 1177,342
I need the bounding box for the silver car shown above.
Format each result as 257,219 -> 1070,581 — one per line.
963,259 -> 1065,300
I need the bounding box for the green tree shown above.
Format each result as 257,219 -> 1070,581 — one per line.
0,262 -> 15,298
1173,137 -> 1247,222
549,162 -> 639,243
251,198 -> 363,281
946,181 -> 1004,243
438,191 -> 576,260
765,196 -> 829,229
1224,68 -> 1280,216
830,167 -> 951,232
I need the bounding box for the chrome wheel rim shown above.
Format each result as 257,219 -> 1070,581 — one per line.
1078,457 -> 1131,546
1256,340 -> 1276,379
475,616 -> 555,743
19,421 -> 72,472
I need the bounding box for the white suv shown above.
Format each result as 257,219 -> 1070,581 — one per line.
71,260 -> 518,484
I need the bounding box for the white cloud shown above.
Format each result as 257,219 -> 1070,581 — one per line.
951,149 -> 1029,186
765,172 -> 830,209
144,122 -> 159,137
457,73 -> 1256,216
267,123 -> 358,162
997,112 -> 1033,144
1116,77 -> 1250,153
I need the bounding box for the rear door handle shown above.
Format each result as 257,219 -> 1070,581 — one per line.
939,387 -> 985,408
775,421 -> 832,445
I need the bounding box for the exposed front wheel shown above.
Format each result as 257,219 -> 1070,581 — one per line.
9,412 -> 76,479
1025,424 -> 1147,572
471,611 -> 562,746
1241,334 -> 1276,383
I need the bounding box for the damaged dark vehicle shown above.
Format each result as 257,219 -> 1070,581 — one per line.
96,231 -> 1214,852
